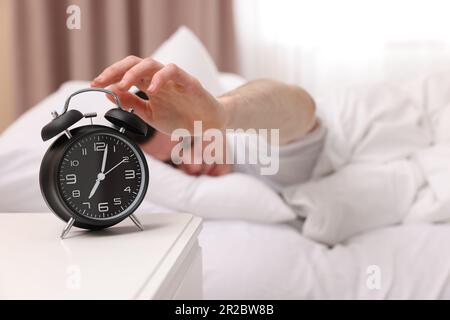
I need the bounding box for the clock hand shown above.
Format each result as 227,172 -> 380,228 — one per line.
88,179 -> 101,199
89,157 -> 126,199
88,172 -> 106,199
88,145 -> 109,200
101,144 -> 108,173
104,159 -> 126,176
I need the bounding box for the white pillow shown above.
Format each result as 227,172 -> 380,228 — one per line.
152,26 -> 222,96
0,27 -> 294,223
144,155 -> 295,222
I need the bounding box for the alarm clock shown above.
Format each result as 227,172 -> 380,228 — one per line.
39,88 -> 150,239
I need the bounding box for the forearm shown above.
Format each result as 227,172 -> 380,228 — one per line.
219,79 -> 317,144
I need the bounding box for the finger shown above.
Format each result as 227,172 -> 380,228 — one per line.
91,55 -> 142,88
106,86 -> 148,113
148,63 -> 198,94
117,58 -> 164,91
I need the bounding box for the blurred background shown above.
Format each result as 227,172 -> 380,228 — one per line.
2,0 -> 450,132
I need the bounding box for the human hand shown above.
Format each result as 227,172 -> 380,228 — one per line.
91,55 -> 227,136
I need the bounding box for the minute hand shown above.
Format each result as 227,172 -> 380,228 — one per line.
104,159 -> 126,176
101,144 -> 108,173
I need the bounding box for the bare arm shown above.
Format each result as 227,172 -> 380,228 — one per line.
220,79 -> 317,144
91,56 -> 316,145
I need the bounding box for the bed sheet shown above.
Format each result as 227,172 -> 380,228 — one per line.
199,219 -> 450,299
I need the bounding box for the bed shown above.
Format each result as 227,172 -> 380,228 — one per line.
1,27 -> 450,300
201,220 -> 450,299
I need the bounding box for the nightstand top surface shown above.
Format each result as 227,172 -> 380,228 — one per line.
0,212 -> 202,299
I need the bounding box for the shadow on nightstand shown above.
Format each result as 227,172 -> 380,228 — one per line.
63,223 -> 169,239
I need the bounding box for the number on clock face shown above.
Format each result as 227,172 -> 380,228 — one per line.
58,133 -> 144,220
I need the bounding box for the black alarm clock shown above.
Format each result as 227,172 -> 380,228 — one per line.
39,88 -> 150,239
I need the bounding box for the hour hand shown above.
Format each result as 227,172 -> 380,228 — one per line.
88,179 -> 101,199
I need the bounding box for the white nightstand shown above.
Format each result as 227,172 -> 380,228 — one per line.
0,213 -> 203,300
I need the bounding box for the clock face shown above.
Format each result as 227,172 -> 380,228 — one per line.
58,132 -> 146,220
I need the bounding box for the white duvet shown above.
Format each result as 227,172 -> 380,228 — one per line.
283,72 -> 450,245
198,72 -> 450,300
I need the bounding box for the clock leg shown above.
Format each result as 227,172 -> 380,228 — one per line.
61,218 -> 75,239
129,214 -> 144,231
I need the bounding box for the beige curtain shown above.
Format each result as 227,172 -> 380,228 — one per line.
12,0 -> 236,114
0,0 -> 15,131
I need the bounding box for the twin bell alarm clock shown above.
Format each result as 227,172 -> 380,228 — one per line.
39,88 -> 150,238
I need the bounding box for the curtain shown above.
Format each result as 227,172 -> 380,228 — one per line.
12,0 -> 236,114
234,0 -> 450,101
0,0 -> 15,131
